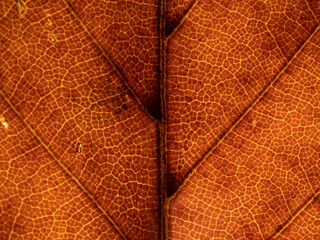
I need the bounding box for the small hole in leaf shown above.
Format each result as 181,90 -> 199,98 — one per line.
75,141 -> 82,153
15,0 -> 24,15
122,104 -> 128,110
49,35 -> 55,42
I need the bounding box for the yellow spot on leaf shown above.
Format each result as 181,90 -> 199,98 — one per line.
49,35 -> 55,42
46,19 -> 53,27
0,116 -> 8,129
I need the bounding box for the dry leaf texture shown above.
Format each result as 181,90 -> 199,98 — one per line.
1,0 -> 320,239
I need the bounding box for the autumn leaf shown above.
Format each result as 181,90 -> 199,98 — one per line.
1,0 -> 320,239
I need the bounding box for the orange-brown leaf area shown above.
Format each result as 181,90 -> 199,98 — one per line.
277,195 -> 320,240
166,0 -> 196,36
169,26 -> 320,239
166,0 -> 320,194
1,0 -> 320,239
66,0 -> 161,118
0,97 -> 123,240
1,0 -> 159,239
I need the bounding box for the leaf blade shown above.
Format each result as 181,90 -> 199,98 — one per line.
166,0 -> 320,194
65,0 -> 161,118
0,93 -> 125,240
168,24 -> 320,239
0,1 -> 160,239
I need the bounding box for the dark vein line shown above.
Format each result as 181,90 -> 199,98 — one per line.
0,90 -> 127,240
166,0 -> 200,41
159,0 -> 168,239
305,0 -> 319,24
270,188 -> 320,239
170,23 -> 320,201
62,0 -> 158,123
265,23 -> 286,61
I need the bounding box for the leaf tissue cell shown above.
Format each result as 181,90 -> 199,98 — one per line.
1,0 -> 320,239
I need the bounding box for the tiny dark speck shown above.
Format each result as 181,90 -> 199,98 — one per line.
185,96 -> 193,102
122,104 -> 128,110
275,224 -> 283,232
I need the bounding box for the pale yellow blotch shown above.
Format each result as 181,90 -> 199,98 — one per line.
2,121 -> 8,129
49,35 -> 55,42
46,19 -> 53,27
0,116 -> 8,129
252,119 -> 257,126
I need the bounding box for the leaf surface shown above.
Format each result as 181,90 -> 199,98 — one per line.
1,1 -> 159,239
65,0 -> 161,118
1,0 -> 320,239
166,0 -> 320,194
0,93 -> 124,240
168,25 -> 320,239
